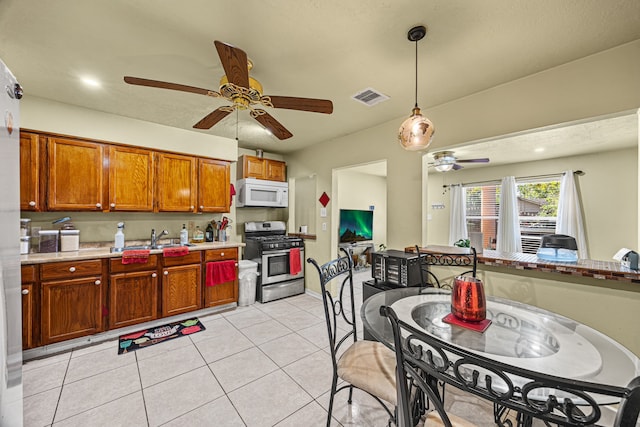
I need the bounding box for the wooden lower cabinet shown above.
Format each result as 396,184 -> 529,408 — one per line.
41,276 -> 104,345
109,256 -> 159,329
161,252 -> 202,317
21,265 -> 37,350
203,248 -> 239,308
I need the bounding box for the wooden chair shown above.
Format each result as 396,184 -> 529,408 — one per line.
381,305 -> 640,427
307,249 -> 397,427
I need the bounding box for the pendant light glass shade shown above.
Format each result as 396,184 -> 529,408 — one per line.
398,106 -> 434,151
398,25 -> 434,151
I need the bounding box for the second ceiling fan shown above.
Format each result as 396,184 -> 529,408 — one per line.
124,40 -> 333,140
430,151 -> 490,172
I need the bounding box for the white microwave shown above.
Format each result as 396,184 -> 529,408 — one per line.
236,178 -> 288,208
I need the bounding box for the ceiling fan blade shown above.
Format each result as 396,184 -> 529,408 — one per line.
267,95 -> 333,114
252,110 -> 293,140
456,158 -> 490,163
453,164 -> 464,170
124,76 -> 212,96
193,108 -> 232,129
214,40 -> 250,88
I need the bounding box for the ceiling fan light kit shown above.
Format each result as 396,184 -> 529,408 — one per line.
398,25 -> 435,151
430,150 -> 490,172
124,40 -> 333,141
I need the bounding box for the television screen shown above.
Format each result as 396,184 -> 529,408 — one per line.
339,209 -> 373,243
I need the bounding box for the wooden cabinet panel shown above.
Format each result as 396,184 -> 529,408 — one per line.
156,152 -> 197,212
109,270 -> 158,329
41,276 -> 103,344
162,251 -> 202,267
161,264 -> 202,317
109,145 -> 154,211
109,255 -> 159,274
47,137 -> 106,211
41,259 -> 103,281
22,284 -> 34,349
203,248 -> 239,308
19,132 -> 43,211
265,160 -> 286,181
238,155 -> 286,181
198,158 -> 230,213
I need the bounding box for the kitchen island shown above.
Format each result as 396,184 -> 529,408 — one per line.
21,242 -> 245,360
406,246 -> 640,356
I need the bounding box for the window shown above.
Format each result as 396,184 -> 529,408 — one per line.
464,179 -> 560,253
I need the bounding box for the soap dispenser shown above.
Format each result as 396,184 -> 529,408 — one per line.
180,224 -> 188,246
115,222 -> 125,250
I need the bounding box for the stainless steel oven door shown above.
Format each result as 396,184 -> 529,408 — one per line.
260,248 -> 305,285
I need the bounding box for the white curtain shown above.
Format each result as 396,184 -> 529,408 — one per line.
556,170 -> 589,259
449,185 -> 468,245
497,176 -> 522,252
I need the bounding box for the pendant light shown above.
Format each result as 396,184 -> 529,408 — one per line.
398,25 -> 435,151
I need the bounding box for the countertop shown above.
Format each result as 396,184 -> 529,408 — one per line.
21,242 -> 245,265
407,246 -> 640,284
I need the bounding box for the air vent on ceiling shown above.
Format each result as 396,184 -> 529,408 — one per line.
351,87 -> 390,107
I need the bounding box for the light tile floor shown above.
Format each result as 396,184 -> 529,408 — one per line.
23,271 -> 498,427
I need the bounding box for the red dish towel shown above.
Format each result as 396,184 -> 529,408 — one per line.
122,250 -> 150,265
206,260 -> 236,286
290,248 -> 301,275
163,246 -> 189,257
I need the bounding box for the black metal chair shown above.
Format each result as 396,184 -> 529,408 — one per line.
414,245 -> 478,290
381,305 -> 640,427
307,249 -> 397,427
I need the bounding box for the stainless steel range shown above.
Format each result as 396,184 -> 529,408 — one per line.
244,221 -> 305,303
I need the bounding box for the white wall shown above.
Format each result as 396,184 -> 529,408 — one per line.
336,170 -> 387,250
427,147 -> 638,261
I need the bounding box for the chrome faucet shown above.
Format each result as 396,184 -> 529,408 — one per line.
150,229 -> 169,248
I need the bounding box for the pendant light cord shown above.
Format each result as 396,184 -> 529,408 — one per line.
414,38 -> 418,109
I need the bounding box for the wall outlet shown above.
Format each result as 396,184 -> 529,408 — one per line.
322,222 -> 327,231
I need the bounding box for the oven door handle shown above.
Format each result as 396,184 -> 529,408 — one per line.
263,248 -> 304,257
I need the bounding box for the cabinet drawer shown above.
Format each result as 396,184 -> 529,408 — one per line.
110,255 -> 159,274
204,248 -> 238,262
162,251 -> 202,267
41,259 -> 103,280
21,265 -> 37,283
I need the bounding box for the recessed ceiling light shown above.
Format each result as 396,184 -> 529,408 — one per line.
534,147 -> 545,153
81,76 -> 101,88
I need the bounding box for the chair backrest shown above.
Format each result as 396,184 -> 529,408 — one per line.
414,245 -> 478,289
307,249 -> 358,369
381,305 -> 640,427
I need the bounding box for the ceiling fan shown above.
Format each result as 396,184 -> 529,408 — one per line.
124,40 -> 333,140
429,151 -> 490,172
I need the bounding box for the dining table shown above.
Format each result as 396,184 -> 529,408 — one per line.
360,286 -> 640,424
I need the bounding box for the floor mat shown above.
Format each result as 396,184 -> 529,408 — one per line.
118,318 -> 206,354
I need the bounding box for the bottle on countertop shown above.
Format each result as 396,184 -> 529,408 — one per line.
115,222 -> 125,250
192,226 -> 205,243
205,223 -> 214,242
180,224 -> 188,246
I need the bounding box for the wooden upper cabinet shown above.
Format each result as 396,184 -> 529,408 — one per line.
47,137 -> 106,211
109,146 -> 154,211
238,155 -> 286,182
265,160 -> 286,181
19,131 -> 43,211
156,152 -> 197,212
198,158 -> 230,213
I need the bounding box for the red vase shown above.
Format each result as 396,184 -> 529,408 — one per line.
451,276 -> 486,322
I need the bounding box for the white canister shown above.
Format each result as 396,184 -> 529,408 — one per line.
20,237 -> 30,254
60,229 -> 80,252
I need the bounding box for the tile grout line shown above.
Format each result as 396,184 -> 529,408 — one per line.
135,350 -> 152,427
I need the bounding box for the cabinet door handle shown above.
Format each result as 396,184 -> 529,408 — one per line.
163,271 -> 169,276
96,203 -> 102,208
151,273 -> 157,278
221,252 -> 224,257
190,205 -> 195,210
21,289 -> 29,295
29,201 -> 36,207
69,267 -> 76,273
95,280 -> 101,285
110,203 -> 116,208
